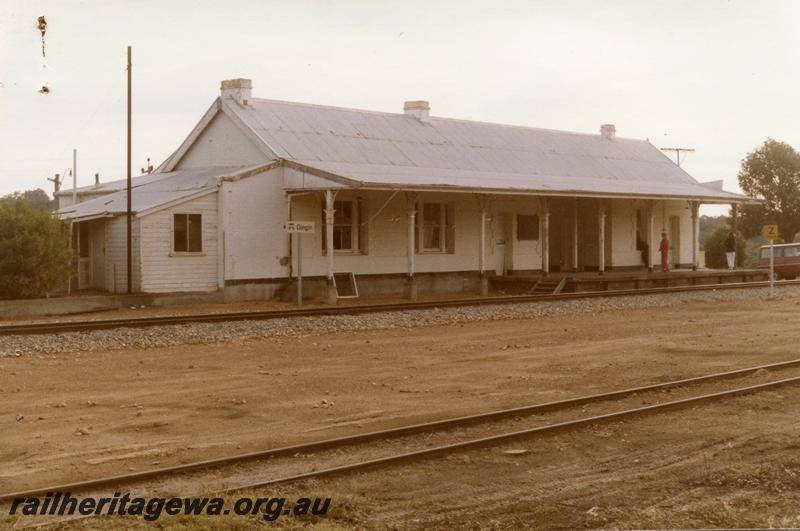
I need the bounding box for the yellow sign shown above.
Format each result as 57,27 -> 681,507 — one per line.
763,224 -> 779,241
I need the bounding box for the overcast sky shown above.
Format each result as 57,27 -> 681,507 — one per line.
2,0 -> 799,215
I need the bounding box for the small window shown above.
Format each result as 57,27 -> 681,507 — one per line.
174,214 -> 202,253
785,246 -> 800,257
517,215 -> 539,241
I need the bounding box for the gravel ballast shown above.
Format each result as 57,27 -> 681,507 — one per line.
2,286 -> 799,357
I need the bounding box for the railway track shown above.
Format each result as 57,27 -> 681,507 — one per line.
0,278 -> 794,336
3,356 -> 800,503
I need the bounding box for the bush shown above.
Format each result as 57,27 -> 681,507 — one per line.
703,225 -> 747,269
0,201 -> 71,299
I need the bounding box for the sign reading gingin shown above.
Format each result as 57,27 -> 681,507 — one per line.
763,224 -> 779,241
284,221 -> 316,234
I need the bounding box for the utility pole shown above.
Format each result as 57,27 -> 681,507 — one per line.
47,173 -> 61,195
660,147 -> 695,168
126,45 -> 133,294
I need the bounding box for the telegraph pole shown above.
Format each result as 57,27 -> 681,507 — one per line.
47,173 -> 61,195
126,45 -> 133,294
660,147 -> 695,168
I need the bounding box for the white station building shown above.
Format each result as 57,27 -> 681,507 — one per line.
58,78 -> 750,302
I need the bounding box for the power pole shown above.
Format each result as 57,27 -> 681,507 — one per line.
126,45 -> 133,294
47,173 -> 61,194
660,147 -> 695,168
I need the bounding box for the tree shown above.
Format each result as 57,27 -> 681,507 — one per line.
0,188 -> 55,211
703,225 -> 747,269
699,215 -> 728,249
0,200 -> 71,299
737,139 -> 800,243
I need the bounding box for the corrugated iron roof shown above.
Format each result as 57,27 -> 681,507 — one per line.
60,95 -> 749,223
56,166 -> 246,220
225,97 -> 747,202
55,172 -> 169,197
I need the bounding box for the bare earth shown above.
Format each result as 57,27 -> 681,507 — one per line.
3,294 -> 800,528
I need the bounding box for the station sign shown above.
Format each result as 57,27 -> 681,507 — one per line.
284,221 -> 315,234
763,224 -> 779,241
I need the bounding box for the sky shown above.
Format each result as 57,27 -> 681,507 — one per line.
1,0 -> 799,215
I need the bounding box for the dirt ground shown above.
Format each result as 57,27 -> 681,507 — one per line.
3,294 -> 800,528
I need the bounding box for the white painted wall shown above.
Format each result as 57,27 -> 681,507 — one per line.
174,113 -> 267,170
654,200 -> 696,266
57,196 -> 74,210
289,190 -> 490,277
105,216 -> 141,293
490,196 -> 544,272
138,193 -> 219,293
117,174 -> 699,295
221,168 -> 290,281
286,191 -> 685,277
611,199 -> 645,268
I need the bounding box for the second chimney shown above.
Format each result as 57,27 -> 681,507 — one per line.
404,100 -> 430,123
220,78 -> 252,106
600,124 -> 616,140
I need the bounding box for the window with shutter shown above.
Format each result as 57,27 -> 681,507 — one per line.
416,201 -> 454,253
321,199 -> 363,254
422,203 -> 443,251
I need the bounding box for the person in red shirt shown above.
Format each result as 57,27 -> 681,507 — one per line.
659,232 -> 670,272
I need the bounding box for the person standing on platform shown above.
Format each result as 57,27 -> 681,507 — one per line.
659,232 -> 670,272
724,231 -> 737,271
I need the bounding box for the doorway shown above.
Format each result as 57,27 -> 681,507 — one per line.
77,222 -> 90,289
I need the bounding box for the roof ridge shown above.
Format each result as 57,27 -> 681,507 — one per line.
247,97 -> 647,142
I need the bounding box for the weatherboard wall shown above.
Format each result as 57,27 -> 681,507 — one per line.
220,168 -> 290,282
174,112 -> 268,170
105,216 -> 141,293
137,194 -> 219,293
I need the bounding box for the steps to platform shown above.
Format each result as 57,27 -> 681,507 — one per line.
530,277 -> 567,295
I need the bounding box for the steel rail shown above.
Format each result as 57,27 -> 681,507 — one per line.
0,279 -> 795,336
229,374 -> 800,492
2,357 -> 799,502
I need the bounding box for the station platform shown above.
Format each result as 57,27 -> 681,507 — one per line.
490,269 -> 769,295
